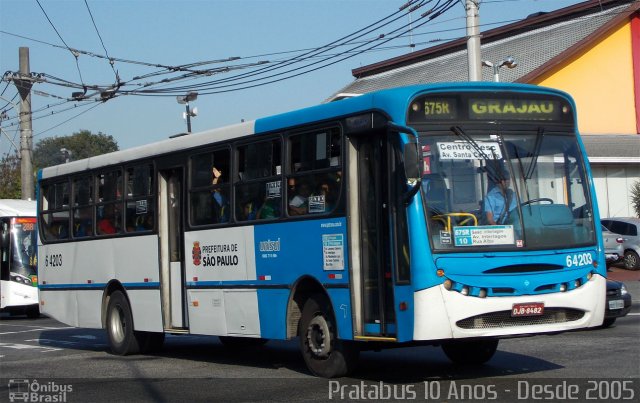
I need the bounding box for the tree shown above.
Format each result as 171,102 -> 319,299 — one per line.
631,180 -> 640,218
0,153 -> 21,199
1,130 -> 119,198
33,130 -> 119,169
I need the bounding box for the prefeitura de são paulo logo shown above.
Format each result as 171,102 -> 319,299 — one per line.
192,241 -> 202,266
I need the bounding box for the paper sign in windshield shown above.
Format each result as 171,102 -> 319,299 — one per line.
454,225 -> 514,246
437,141 -> 502,160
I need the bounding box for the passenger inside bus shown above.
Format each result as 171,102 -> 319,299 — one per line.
288,181 -> 311,216
74,208 -> 93,237
240,200 -> 257,221
135,214 -> 154,231
211,166 -> 229,223
97,204 -> 118,234
257,197 -> 280,219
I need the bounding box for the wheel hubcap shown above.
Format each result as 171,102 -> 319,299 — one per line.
306,315 -> 331,358
109,305 -> 126,343
625,254 -> 637,269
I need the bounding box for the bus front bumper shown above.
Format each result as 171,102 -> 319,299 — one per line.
413,274 -> 606,340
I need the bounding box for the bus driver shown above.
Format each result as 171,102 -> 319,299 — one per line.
484,172 -> 517,225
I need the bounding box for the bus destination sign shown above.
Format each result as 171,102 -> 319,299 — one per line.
469,99 -> 561,121
410,98 -> 457,120
407,93 -> 572,123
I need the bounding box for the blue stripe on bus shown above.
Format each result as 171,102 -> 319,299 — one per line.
40,282 -> 160,290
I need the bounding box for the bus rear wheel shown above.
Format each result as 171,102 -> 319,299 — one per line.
441,339 -> 499,365
106,290 -> 141,355
298,294 -> 359,378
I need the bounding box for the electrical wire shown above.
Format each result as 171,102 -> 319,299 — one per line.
84,0 -> 120,84
35,0 -> 87,89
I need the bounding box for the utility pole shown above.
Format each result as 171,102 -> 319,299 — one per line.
465,0 -> 482,81
16,47 -> 34,200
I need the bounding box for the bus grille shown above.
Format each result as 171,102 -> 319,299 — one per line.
456,308 -> 585,329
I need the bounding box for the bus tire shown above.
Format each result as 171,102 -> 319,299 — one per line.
106,290 -> 141,355
298,294 -> 359,378
442,339 -> 499,365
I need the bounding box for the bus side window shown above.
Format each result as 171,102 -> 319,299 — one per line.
40,181 -> 71,241
287,127 -> 342,216
123,164 -> 155,232
189,149 -> 230,226
96,170 -> 123,235
235,138 -> 282,222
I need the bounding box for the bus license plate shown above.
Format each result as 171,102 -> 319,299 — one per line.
511,302 -> 544,317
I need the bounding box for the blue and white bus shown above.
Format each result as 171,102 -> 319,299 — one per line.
37,83 -> 606,377
1,199 -> 39,318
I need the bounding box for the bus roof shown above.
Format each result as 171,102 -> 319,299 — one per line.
0,199 -> 36,217
39,82 -> 572,180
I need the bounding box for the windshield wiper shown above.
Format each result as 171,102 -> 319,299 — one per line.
450,125 -> 506,183
524,127 -> 544,180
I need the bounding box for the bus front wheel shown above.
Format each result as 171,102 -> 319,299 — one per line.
298,294 -> 359,378
441,339 -> 499,365
106,290 -> 141,355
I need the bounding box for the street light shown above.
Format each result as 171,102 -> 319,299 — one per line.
482,56 -> 518,82
60,148 -> 72,163
176,92 -> 198,133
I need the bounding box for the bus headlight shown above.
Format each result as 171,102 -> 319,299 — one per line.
443,279 -> 452,290
560,283 -> 567,292
478,288 -> 487,298
10,274 -> 31,285
461,286 -> 469,296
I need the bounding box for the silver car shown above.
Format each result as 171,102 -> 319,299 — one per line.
601,217 -> 640,270
601,225 -> 623,266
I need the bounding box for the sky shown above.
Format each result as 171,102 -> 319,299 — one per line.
0,0 -> 585,156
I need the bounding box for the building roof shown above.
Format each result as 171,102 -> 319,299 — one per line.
582,134 -> 640,163
328,0 -> 639,98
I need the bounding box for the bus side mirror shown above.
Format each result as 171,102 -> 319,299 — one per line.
404,142 -> 420,183
403,142 -> 421,204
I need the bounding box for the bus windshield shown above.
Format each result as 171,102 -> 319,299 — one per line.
420,127 -> 596,251
9,218 -> 38,281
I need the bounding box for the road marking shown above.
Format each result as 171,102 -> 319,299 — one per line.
0,328 -> 55,335
0,323 -> 74,330
627,312 -> 640,316
0,342 -> 61,352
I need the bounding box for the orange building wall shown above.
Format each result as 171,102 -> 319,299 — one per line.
534,22 -> 637,135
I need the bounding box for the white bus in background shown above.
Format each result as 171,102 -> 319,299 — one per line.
0,199 -> 39,318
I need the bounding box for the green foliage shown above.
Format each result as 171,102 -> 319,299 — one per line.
33,129 -> 119,170
631,180 -> 640,218
2,130 -> 118,196
0,153 -> 22,199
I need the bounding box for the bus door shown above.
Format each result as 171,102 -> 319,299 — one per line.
347,131 -> 397,338
158,167 -> 187,330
